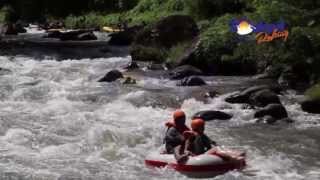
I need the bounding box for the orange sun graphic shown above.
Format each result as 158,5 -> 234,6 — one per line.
237,21 -> 255,35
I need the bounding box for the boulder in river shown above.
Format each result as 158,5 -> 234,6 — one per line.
169,65 -> 203,80
45,30 -> 97,41
254,104 -> 288,120
249,89 -> 281,107
225,85 -> 282,106
177,76 -> 206,86
60,30 -> 97,41
192,110 -> 232,121
108,25 -> 144,46
98,70 -> 123,82
300,99 -> 320,114
77,32 -> 97,41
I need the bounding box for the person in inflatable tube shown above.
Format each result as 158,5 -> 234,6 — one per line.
174,119 -> 217,163
163,110 -> 190,154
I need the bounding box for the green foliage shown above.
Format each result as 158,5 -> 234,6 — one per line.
306,83 -> 320,100
167,41 -> 192,64
196,14 -> 238,62
0,8 -> 5,23
127,0 -> 186,25
184,0 -> 246,19
131,45 -> 167,63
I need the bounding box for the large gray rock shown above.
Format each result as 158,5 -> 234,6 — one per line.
169,65 -> 203,80
192,110 -> 232,121
249,89 -> 281,107
225,85 -> 282,106
300,99 -> 320,114
98,70 -> 123,82
108,25 -> 144,46
254,104 -> 288,120
177,76 -> 206,86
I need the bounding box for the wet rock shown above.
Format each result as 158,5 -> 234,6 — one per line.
109,25 -> 144,46
77,32 -> 97,41
249,89 -> 281,107
278,63 -> 311,90
254,104 -> 288,120
280,117 -> 295,123
124,61 -> 139,70
98,70 -> 123,82
44,30 -> 97,41
300,99 -> 320,114
169,65 -> 203,80
60,30 -> 97,41
225,85 -> 282,105
192,110 -> 232,121
225,93 -> 248,104
177,76 -> 206,86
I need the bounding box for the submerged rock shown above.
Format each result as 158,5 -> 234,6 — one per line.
177,76 -> 206,86
98,70 -> 123,82
169,65 -> 203,80
192,110 -> 232,121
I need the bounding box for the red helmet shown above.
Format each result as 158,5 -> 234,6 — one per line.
191,118 -> 205,131
173,110 -> 185,120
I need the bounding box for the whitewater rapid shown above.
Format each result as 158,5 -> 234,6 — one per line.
0,56 -> 319,180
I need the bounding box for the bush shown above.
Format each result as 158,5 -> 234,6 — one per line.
306,83 -> 320,100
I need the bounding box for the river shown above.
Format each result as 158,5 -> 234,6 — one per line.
0,32 -> 319,180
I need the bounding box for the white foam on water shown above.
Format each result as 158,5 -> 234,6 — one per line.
0,55 -> 319,180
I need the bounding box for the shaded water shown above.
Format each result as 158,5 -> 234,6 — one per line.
0,55 -> 319,180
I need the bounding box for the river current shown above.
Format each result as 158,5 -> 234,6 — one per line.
0,53 -> 319,180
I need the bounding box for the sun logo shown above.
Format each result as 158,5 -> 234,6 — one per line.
236,21 -> 256,35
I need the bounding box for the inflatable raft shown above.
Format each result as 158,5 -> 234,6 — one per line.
145,147 -> 246,178
102,26 -> 121,33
